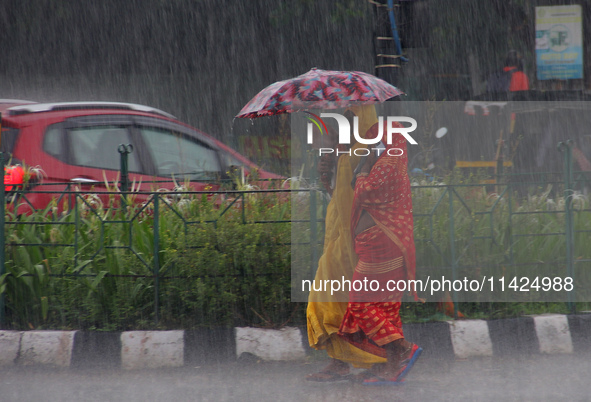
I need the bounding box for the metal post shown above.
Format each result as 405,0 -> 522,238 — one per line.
0,113 -> 5,327
74,189 -> 79,272
118,144 -> 132,210
241,193 -> 245,224
448,188 -> 458,318
153,193 -> 160,324
508,184 -> 514,264
496,155 -> 504,192
558,140 -> 575,313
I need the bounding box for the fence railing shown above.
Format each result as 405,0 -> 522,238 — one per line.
0,141 -> 590,328
0,181 -> 300,328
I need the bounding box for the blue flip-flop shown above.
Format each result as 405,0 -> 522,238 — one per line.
397,344 -> 423,380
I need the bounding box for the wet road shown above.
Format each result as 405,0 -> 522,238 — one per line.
1,353 -> 588,402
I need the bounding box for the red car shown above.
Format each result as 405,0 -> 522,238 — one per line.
0,100 -> 282,212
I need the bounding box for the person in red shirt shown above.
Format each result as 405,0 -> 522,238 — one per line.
504,50 -> 529,91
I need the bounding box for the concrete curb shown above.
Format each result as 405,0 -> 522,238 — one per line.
0,314 -> 589,369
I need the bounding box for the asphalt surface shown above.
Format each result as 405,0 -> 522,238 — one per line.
1,352 -> 589,402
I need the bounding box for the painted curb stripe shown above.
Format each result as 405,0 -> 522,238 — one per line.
19,330 -> 77,367
566,314 -> 591,354
1,314 -> 589,369
448,319 -> 494,358
487,317 -> 539,356
121,331 -> 184,370
402,322 -> 455,360
532,314 -> 573,354
235,327 -> 306,361
184,328 -> 236,366
71,331 -> 122,369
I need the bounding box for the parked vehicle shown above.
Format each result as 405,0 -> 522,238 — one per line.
0,100 -> 282,212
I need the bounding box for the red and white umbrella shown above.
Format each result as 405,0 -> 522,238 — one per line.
236,68 -> 403,118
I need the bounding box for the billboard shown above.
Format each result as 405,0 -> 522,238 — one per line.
535,5 -> 583,80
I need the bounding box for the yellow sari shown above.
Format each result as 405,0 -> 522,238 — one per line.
306,105 -> 387,367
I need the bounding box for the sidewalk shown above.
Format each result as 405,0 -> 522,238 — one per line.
1,313 -> 590,369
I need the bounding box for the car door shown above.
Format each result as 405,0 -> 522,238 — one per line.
39,115 -> 149,209
24,114 -> 226,212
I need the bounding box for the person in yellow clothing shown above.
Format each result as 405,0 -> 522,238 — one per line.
306,104 -> 386,382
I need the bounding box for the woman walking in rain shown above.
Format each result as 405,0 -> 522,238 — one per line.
234,68 -> 411,383
337,118 -> 422,385
306,105 -> 388,382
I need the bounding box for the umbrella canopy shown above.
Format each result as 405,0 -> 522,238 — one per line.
236,68 -> 403,118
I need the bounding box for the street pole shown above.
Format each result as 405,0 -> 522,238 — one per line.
558,140 -> 575,313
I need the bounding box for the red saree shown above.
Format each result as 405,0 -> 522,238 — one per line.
338,122 -> 416,358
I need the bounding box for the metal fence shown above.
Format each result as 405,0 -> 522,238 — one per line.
0,178 -> 297,329
410,140 -> 591,313
0,141 -> 590,328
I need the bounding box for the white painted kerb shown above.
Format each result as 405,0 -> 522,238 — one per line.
533,314 -> 573,354
449,320 -> 493,358
235,327 -> 306,361
18,331 -> 76,367
121,331 -> 184,369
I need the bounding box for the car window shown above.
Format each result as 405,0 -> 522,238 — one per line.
68,125 -> 141,172
138,126 -> 221,180
219,152 -> 246,169
43,126 -> 63,160
1,127 -> 20,155
218,152 -> 252,178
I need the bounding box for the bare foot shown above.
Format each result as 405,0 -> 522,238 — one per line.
380,339 -> 413,378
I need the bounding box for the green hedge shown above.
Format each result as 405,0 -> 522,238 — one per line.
1,181 -> 590,330
0,190 -> 294,330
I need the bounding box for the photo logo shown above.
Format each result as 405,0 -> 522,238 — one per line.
304,111 -> 328,137
306,112 -> 418,156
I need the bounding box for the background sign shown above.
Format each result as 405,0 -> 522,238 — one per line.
535,5 -> 583,81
